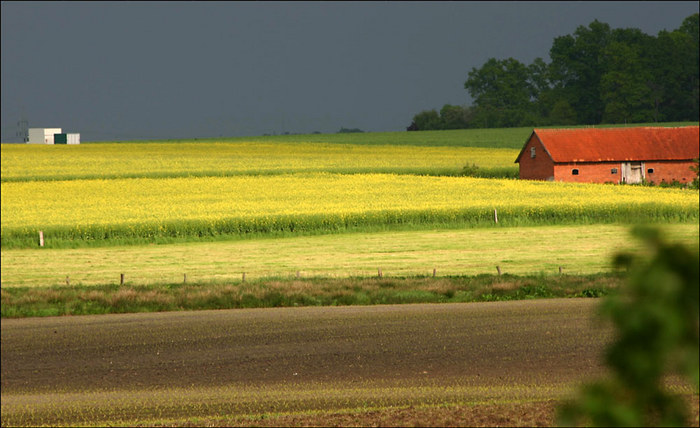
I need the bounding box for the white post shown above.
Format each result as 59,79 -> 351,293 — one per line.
494,209 -> 498,224
39,230 -> 44,247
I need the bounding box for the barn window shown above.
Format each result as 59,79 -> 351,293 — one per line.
611,168 -> 618,174
530,147 -> 536,158
647,168 -> 654,174
572,169 -> 579,175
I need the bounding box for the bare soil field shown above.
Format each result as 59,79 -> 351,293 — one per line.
2,299 -> 697,426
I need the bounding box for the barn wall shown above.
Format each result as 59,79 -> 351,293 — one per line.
552,160 -> 697,184
553,163 -> 621,183
644,160 -> 697,184
518,135 -> 554,180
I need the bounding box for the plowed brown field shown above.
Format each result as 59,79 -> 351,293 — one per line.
2,299 -> 697,426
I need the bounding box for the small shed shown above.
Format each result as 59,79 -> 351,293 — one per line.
54,133 -> 81,144
515,126 -> 700,184
27,128 -> 62,144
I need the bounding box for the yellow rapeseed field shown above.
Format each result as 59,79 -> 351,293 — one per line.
2,173 -> 697,246
0,142 -> 517,181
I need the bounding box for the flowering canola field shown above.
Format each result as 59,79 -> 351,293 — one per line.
0,142 -> 517,182
2,172 -> 697,247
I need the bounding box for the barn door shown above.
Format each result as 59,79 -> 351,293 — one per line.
622,162 -> 644,184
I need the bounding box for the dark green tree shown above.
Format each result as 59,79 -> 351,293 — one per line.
408,13 -> 699,130
410,109 -> 442,131
528,57 -> 554,123
549,20 -> 612,124
549,99 -> 577,126
650,14 -> 699,122
678,13 -> 699,119
464,57 -> 534,127
337,127 -> 364,133
439,104 -> 470,129
600,38 -> 655,123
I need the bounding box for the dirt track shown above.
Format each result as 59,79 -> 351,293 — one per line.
2,299 -> 622,426
2,299 -> 610,393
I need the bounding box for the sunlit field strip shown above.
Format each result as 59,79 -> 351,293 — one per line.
0,380 -> 574,427
0,142 -> 518,182
2,173 -> 697,247
2,224 -> 697,288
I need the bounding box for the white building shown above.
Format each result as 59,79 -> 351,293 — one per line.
27,128 -> 80,144
27,128 -> 62,144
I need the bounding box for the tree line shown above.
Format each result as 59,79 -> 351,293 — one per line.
408,14 -> 699,131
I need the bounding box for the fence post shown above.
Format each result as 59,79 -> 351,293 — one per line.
242,272 -> 246,282
494,209 -> 498,224
184,274 -> 187,283
559,266 -> 563,275
433,268 -> 437,278
66,276 -> 70,286
378,268 -> 383,278
120,274 -> 125,285
39,231 -> 44,247
496,266 -> 502,276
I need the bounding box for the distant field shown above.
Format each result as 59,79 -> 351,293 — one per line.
5,123 -> 696,182
2,174 -> 697,248
94,127 -> 537,147
89,121 -> 698,147
0,142 -> 518,182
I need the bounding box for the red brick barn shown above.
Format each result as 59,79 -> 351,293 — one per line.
515,126 -> 699,184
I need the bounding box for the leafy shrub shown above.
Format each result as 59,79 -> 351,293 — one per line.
577,288 -> 609,298
557,226 -> 699,427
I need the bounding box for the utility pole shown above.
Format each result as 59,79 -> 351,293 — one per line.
17,116 -> 28,142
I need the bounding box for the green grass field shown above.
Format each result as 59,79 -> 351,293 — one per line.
2,223 -> 697,317
3,224 -> 698,289
90,121 -> 698,147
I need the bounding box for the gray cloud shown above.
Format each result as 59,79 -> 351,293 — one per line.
2,1 -> 697,141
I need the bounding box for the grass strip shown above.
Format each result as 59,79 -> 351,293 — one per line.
3,378 -> 695,427
1,272 -> 622,318
0,166 -> 519,183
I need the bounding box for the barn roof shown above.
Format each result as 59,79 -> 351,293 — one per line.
515,126 -> 700,163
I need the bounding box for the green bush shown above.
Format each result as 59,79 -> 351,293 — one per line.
557,226 -> 699,427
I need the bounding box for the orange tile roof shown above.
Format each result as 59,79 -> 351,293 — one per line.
516,126 -> 699,163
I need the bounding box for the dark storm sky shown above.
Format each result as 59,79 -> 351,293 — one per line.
1,1 -> 698,142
